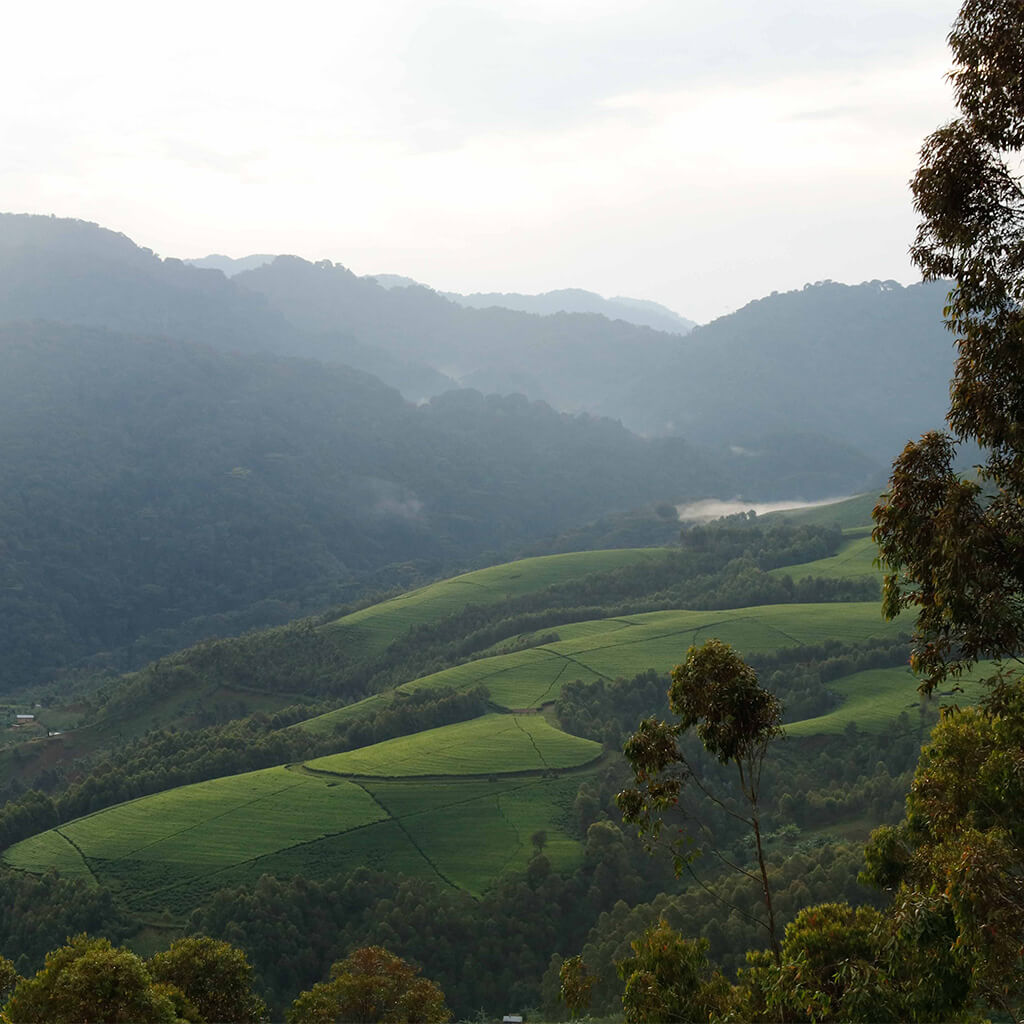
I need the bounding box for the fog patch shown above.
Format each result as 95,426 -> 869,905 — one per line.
351,476 -> 425,522
676,495 -> 856,522
375,494 -> 424,521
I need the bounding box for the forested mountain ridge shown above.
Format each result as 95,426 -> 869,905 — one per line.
189,255 -> 698,334
639,279 -> 957,462
439,286 -> 696,334
3,214 -> 945,489
0,320 -> 723,691
233,259 -> 954,465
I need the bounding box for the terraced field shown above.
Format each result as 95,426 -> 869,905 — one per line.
320,547 -> 673,659
787,664 -> 992,736
2,715 -> 597,910
299,601 -> 902,734
306,713 -> 601,777
768,534 -> 881,582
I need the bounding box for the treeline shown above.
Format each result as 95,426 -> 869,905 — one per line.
0,687 -> 490,852
556,636 -> 911,746
541,842 -> 882,1016
0,869 -> 132,977
57,517 -> 867,738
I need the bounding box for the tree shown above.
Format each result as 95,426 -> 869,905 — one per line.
2,934 -> 185,1024
148,935 -> 267,1023
868,3 -> 1024,1018
287,946 -> 451,1024
616,639 -> 784,962
558,954 -> 596,1019
874,0 -> 1024,695
735,901 -> 974,1024
862,701 -> 1024,1018
615,919 -> 730,1024
0,956 -> 19,1005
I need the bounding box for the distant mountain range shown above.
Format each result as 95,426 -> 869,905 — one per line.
186,256 -> 696,334
2,215 -> 955,492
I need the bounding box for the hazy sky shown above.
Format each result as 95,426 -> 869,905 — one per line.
4,0 -> 961,322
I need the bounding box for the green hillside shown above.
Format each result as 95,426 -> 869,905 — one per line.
2,504 -> 937,937
300,600 -> 901,733
305,713 -> 601,777
321,547 -> 672,659
767,533 -> 881,581
771,492 -> 881,530
3,717 -> 596,909
787,663 -> 992,736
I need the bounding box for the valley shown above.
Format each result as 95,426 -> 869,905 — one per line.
1,494 -> 959,1014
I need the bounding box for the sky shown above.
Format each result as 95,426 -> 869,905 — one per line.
3,0 -> 962,322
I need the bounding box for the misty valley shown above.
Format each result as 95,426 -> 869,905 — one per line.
0,199 -> 1019,1024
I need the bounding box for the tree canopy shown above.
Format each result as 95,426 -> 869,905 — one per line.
869,2 -> 1024,1017
287,946 -> 451,1024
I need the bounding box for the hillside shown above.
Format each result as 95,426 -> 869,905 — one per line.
3,214 -> 950,499
2,502 -> 964,1016
635,279 -> 956,463
440,286 -> 696,334
0,321 -> 722,690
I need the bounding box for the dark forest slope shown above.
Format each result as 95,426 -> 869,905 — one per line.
0,321 -> 721,690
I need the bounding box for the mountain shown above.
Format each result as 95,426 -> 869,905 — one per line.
441,286 -> 696,334
0,215 -> 936,496
185,253 -> 276,276
630,279 -> 955,463
238,257 -> 942,474
0,319 -> 723,690
0,214 -> 453,399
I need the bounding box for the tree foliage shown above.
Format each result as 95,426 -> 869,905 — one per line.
2,935 -> 184,1024
148,936 -> 266,1024
287,946 -> 451,1024
615,920 -> 730,1024
617,640 -> 784,961
868,4 -> 1024,1019
875,0 -> 1024,694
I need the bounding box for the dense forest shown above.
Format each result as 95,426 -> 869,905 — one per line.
0,320 -> 725,691
2,212 -> 961,501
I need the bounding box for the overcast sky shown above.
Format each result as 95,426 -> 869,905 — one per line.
3,0 -> 961,322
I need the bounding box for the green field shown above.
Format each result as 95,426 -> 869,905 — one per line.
3,756 -> 588,910
769,534 -> 882,582
319,547 -> 672,658
300,602 -> 902,734
787,665 -> 992,736
305,713 -> 602,777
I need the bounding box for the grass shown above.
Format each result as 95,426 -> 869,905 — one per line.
786,665 -> 992,736
304,713 -> 602,777
298,602 -> 903,736
768,535 -> 882,582
319,548 -> 673,659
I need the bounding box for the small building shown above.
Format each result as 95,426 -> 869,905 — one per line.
15,714 -> 35,724
503,1016 -> 524,1024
